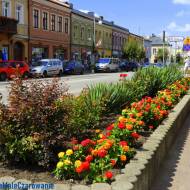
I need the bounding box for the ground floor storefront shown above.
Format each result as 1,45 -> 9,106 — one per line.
0,33 -> 28,61
71,45 -> 92,63
97,48 -> 112,58
29,39 -> 70,63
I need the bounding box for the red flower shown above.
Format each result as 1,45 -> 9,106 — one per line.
73,145 -> 79,151
149,125 -> 154,129
106,131 -> 111,137
81,139 -> 91,147
85,155 -> 93,162
110,159 -> 116,166
131,132 -> 140,139
82,161 -> 90,171
97,148 -> 107,158
119,141 -> 128,147
76,165 -> 84,173
105,171 -> 113,179
118,122 -> 125,129
106,124 -> 114,131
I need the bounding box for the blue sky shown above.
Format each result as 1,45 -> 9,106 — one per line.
69,0 -> 190,37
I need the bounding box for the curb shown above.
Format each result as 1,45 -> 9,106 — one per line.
110,92 -> 190,190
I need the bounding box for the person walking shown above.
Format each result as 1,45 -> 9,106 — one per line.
184,56 -> 190,76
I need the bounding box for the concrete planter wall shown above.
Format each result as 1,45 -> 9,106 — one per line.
53,92 -> 190,190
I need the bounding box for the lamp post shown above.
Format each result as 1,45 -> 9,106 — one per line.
92,14 -> 102,67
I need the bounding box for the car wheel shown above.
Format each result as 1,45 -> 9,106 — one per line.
43,71 -> 48,78
22,72 -> 30,79
0,73 -> 7,81
58,70 -> 63,77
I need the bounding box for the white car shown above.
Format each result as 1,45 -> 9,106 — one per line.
31,59 -> 63,77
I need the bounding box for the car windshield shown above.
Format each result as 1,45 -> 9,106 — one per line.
32,61 -> 48,67
98,58 -> 110,64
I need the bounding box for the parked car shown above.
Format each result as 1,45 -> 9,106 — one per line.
95,58 -> 120,72
153,63 -> 164,68
63,60 -> 84,75
119,61 -> 138,71
30,59 -> 63,77
0,60 -> 30,81
142,62 -> 151,68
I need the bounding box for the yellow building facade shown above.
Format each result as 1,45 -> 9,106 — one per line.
128,32 -> 144,46
0,0 -> 28,61
95,20 -> 112,57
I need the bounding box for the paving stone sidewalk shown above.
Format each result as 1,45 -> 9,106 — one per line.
151,113 -> 190,190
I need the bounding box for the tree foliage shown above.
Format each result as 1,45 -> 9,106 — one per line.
122,41 -> 145,62
156,48 -> 169,62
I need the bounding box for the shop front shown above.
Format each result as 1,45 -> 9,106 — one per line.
32,47 -> 49,63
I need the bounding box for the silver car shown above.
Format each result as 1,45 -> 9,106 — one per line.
31,59 -> 63,77
95,58 -> 120,72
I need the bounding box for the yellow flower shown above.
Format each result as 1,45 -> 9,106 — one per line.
64,159 -> 72,165
66,149 -> 73,156
119,116 -> 124,121
58,152 -> 65,158
75,160 -> 82,168
95,129 -> 101,133
57,161 -> 64,169
99,134 -> 104,139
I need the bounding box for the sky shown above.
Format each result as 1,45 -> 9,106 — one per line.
68,0 -> 190,38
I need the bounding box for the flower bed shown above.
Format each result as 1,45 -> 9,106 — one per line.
54,78 -> 190,184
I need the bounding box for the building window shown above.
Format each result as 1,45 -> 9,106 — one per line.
33,9 -> 39,28
16,3 -> 24,24
65,18 -> 69,33
87,28 -> 91,40
81,27 -> 84,40
43,12 -> 48,30
153,48 -> 157,55
58,16 -> 62,32
74,25 -> 77,39
51,14 -> 56,31
2,0 -> 11,17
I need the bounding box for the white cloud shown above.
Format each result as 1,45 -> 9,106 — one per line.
167,21 -> 190,32
173,0 -> 190,4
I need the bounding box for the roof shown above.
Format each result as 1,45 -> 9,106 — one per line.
129,32 -> 144,40
72,9 -> 94,20
150,36 -> 170,46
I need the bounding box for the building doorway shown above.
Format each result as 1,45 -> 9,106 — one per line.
14,42 -> 24,61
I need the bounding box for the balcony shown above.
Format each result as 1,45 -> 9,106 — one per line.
0,16 -> 18,35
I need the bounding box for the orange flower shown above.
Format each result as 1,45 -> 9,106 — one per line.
123,146 -> 129,152
97,139 -> 104,144
136,112 -> 143,117
126,124 -> 133,130
138,121 -> 145,126
103,142 -> 112,150
91,149 -> 98,156
120,155 -> 127,162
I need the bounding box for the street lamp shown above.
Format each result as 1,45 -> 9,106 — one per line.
92,13 -> 103,65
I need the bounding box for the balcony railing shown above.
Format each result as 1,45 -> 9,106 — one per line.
0,16 -> 18,34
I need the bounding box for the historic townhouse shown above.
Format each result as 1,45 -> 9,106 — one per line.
0,0 -> 28,61
112,23 -> 129,58
128,32 -> 144,46
71,9 -> 93,62
95,18 -> 113,58
29,0 -> 71,62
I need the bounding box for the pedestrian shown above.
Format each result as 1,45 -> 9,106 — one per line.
184,56 -> 190,76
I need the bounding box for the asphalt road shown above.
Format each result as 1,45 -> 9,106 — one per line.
0,72 -> 134,104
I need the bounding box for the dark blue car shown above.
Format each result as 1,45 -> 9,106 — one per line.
63,61 -> 84,75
